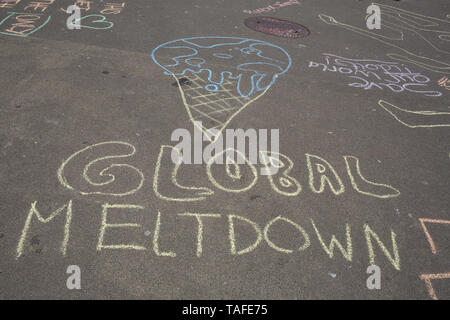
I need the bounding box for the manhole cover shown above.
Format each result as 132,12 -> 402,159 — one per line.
244,16 -> 310,39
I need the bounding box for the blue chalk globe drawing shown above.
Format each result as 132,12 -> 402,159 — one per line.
151,36 -> 292,139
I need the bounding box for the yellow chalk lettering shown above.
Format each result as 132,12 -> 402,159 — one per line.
311,219 -> 352,261
228,215 -> 262,255
344,155 -> 400,199
57,141 -> 144,197
153,211 -> 176,257
207,148 -> 258,193
306,153 -> 345,195
16,200 -> 73,259
97,204 -> 146,251
263,216 -> 310,253
153,145 -> 213,201
178,213 -> 221,257
364,224 -> 400,271
260,151 -> 302,196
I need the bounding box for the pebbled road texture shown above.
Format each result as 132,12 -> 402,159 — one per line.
0,0 -> 449,299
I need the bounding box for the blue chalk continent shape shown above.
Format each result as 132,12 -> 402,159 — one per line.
151,36 -> 292,98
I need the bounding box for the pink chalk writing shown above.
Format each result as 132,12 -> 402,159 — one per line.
243,0 -> 299,15
0,12 -> 51,37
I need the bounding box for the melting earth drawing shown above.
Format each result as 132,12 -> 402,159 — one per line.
151,36 -> 292,140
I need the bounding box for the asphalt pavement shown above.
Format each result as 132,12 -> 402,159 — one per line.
0,0 -> 449,299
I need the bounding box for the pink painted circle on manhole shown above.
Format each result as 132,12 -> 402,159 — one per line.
244,16 -> 310,39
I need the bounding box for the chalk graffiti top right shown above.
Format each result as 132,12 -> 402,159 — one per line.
319,3 -> 450,75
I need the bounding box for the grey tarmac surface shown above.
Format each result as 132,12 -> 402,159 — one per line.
0,0 -> 449,299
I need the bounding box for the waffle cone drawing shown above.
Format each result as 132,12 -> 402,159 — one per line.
152,37 -> 292,141
172,72 -> 270,141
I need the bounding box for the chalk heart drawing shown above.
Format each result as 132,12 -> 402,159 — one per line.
77,14 -> 114,30
318,3 -> 450,75
151,37 -> 292,141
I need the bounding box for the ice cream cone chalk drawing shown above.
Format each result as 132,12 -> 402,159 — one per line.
151,37 -> 292,141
